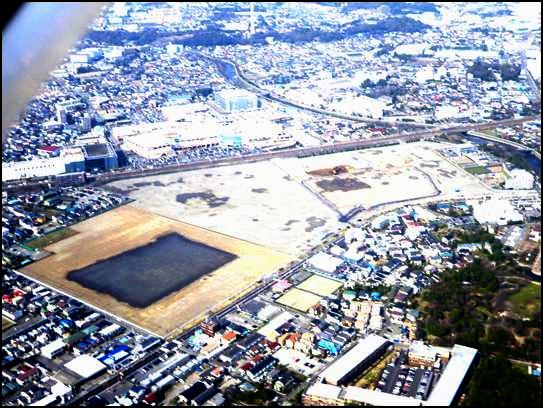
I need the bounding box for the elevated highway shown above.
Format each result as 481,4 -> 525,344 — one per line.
467,130 -> 541,160
2,116 -> 539,194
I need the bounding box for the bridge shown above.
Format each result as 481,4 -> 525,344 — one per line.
467,130 -> 541,160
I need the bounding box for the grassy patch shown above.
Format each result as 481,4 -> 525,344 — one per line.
508,283 -> 541,318
354,351 -> 395,389
464,166 -> 490,175
26,228 -> 79,250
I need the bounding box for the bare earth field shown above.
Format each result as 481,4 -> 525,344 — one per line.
105,142 -> 500,256
278,141 -> 494,210
21,205 -> 292,338
106,160 -> 342,255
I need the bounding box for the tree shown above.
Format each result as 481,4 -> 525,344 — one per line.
463,355 -> 541,407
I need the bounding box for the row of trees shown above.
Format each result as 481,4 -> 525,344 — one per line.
86,15 -> 431,48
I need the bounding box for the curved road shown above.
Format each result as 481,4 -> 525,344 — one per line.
196,51 -> 435,129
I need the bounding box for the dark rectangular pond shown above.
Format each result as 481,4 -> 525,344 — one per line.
67,233 -> 237,308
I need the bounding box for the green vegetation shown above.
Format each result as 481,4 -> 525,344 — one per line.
291,388 -> 305,405
354,352 -> 396,388
86,16 -> 430,48
453,227 -> 506,262
234,388 -> 275,405
508,283 -> 541,319
462,355 -> 541,407
464,166 -> 490,175
420,260 -> 498,347
25,227 -> 78,249
477,143 -> 534,172
468,60 -> 522,82
418,257 -> 541,361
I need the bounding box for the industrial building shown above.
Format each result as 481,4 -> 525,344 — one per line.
214,89 -> 259,113
304,343 -> 478,406
2,147 -> 85,182
472,198 -> 524,225
306,252 -> 345,275
64,354 -> 107,379
320,334 -> 390,386
504,168 -> 535,190
81,143 -> 118,171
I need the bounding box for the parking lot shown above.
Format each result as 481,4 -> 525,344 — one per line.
375,350 -> 437,401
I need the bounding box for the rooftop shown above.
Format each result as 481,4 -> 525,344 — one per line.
64,354 -> 107,379
322,334 -> 389,385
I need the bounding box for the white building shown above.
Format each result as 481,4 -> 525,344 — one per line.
119,120 -> 222,158
320,334 -> 389,386
306,252 -> 344,274
332,95 -> 386,119
64,354 -> 106,378
166,43 -> 184,56
2,147 -> 85,182
504,168 -> 534,190
41,339 -> 67,359
123,133 -> 174,159
215,89 -> 259,113
305,343 -> 478,406
472,199 -> 524,226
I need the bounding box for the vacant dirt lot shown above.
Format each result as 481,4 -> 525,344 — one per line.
105,160 -> 342,255
21,205 -> 292,338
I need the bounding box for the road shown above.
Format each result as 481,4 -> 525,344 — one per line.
2,115 -> 539,195
197,51 -> 435,129
520,49 -> 541,104
467,130 -> 541,160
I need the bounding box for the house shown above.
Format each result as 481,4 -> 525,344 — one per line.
16,365 -> 40,386
221,331 -> 237,346
273,372 -> 297,394
247,355 -> 277,382
178,381 -> 212,406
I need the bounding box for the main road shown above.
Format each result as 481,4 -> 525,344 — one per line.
2,115 -> 539,195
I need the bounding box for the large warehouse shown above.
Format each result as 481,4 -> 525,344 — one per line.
321,334 -> 390,386
305,343 -> 479,406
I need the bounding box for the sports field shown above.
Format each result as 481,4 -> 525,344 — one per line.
276,288 -> 322,312
21,205 -> 292,338
296,274 -> 343,297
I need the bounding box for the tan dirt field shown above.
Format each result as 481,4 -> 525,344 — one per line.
276,288 -> 322,312
296,274 -> 344,297
21,205 -> 292,338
